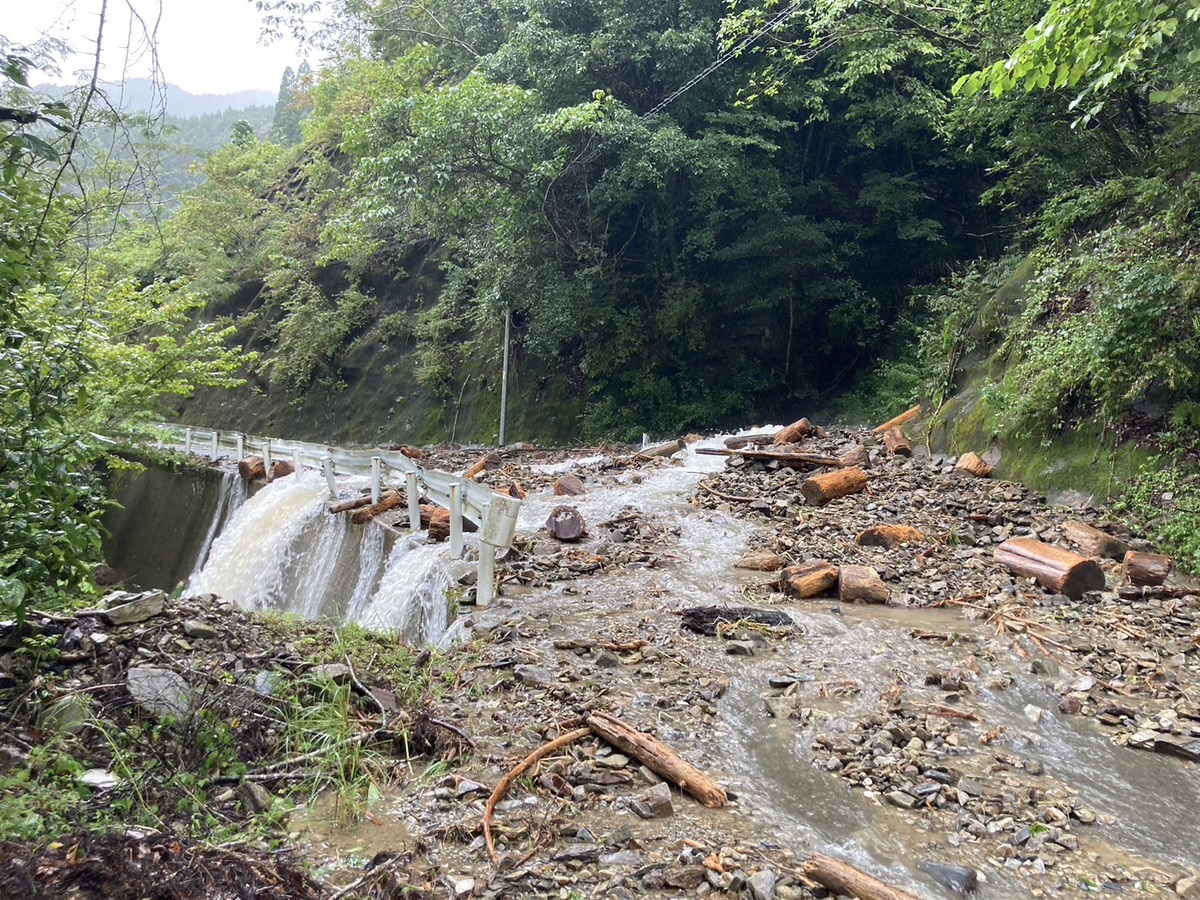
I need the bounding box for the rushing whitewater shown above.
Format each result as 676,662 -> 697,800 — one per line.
189,472 -> 454,643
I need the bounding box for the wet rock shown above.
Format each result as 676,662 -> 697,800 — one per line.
725,640 -> 759,657
456,779 -> 488,797
748,868 -> 777,900
764,697 -> 799,719
101,589 -> 166,625
554,843 -> 601,863
917,862 -> 978,895
1176,874 -> 1200,898
680,606 -> 794,636
39,694 -> 91,735
309,663 -> 352,685
595,753 -> 630,770
630,781 -> 673,819
885,790 -> 918,810
554,475 -> 587,497
451,878 -> 475,897
594,649 -> 622,668
126,666 -> 192,717
238,780 -> 274,814
664,865 -> 707,889
514,664 -> 554,687
182,619 -> 219,640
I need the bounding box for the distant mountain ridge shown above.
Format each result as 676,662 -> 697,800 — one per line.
34,78 -> 276,118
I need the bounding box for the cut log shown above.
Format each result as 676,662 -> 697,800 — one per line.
803,852 -> 922,900
993,538 -> 1105,600
856,524 -> 925,549
546,505 -> 587,541
427,507 -> 451,542
1061,520 -> 1132,561
637,439 -> 685,459
464,452 -> 502,480
1122,551 -> 1173,587
872,403 -> 922,434
734,551 -> 785,572
269,460 -> 295,480
387,444 -> 424,459
586,711 -> 726,808
773,417 -> 814,446
780,560 -> 839,598
882,427 -> 913,458
724,433 -> 777,450
838,565 -> 889,604
238,455 -> 265,481
330,493 -> 378,515
800,466 -> 868,506
554,474 -> 587,496
350,491 -> 406,525
838,445 -> 872,469
954,451 -> 993,478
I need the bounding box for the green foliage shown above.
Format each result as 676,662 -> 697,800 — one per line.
1116,463 -> 1200,575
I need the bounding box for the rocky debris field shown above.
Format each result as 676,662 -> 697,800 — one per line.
3,423 -> 1200,899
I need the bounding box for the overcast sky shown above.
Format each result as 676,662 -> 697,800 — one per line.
4,0 -> 310,95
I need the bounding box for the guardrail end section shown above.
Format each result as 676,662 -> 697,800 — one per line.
480,492 -> 522,549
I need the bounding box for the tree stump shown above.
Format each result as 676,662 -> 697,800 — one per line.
1122,551 -> 1173,586
554,474 -> 587,496
547,505 -> 587,541
838,565 -> 889,603
780,560 -> 839,598
954,452 -> 993,478
773,417 -> 814,446
1061,520 -> 1132,560
882,427 -> 913,458
838,445 -> 872,469
800,467 -> 868,506
872,403 -> 922,434
856,524 -> 925,549
994,538 -> 1105,600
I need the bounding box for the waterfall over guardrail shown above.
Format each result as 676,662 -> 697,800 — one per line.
156,423 -> 521,608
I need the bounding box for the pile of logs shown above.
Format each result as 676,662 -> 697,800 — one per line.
780,559 -> 890,604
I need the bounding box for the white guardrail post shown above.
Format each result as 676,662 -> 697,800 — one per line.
184,427 -> 193,455
235,432 -> 245,460
406,473 -> 420,531
449,483 -> 464,559
293,447 -> 304,474
371,456 -> 382,505
262,441 -> 272,480
322,457 -> 338,498
210,430 -> 220,461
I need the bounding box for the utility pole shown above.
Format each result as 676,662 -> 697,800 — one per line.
498,307 -> 511,446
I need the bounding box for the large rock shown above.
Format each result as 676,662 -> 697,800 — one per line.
101,589 -> 166,626
126,666 -> 192,717
546,506 -> 587,541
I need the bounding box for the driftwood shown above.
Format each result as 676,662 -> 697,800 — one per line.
464,452 -> 503,480
349,492 -> 406,525
546,505 -> 587,541
554,474 -> 587,496
994,538 -> 1105,600
954,451 -> 993,477
734,551 -> 785,572
1122,551 -> 1173,586
882,427 -> 913,458
329,494 -> 376,515
724,433 -> 777,450
872,404 -> 922,434
800,466 -> 868,506
773,417 -> 815,446
839,565 -> 889,604
483,726 -> 593,861
636,439 -> 685,459
1061,520 -> 1132,561
838,445 -> 872,469
856,524 -> 925,549
804,853 -> 923,900
780,560 -> 839,599
586,712 -> 727,808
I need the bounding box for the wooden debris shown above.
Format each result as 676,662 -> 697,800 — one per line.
464,452 -> 502,480
800,466 -> 868,506
554,474 -> 587,496
546,506 -> 587,541
329,493 -> 375,515
773,417 -> 815,446
1061,520 -> 1132,561
780,560 -> 839,599
636,439 -> 685,459
856,524 -> 925,549
724,433 -> 776,450
734,551 -> 785,572
838,445 -> 871,469
994,538 -> 1105,601
954,451 -> 993,478
349,492 -> 406,525
386,444 -> 424,459
882,427 -> 913,458
803,852 -> 922,900
696,447 -> 842,469
872,403 -> 922,434
586,711 -> 727,808
506,480 -> 527,500
1122,551 -> 1173,587
237,456 -> 294,482
838,565 -> 889,604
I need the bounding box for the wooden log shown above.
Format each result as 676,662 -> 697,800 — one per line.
1122,551 -> 1173,586
838,445 -> 872,469
636,439 -> 685,459
872,403 -> 922,434
238,455 -> 265,481
329,493 -> 378,515
838,565 -> 889,604
724,433 -> 776,450
954,451 -> 993,478
734,551 -> 785,572
386,444 -> 424,459
773,417 -> 814,446
350,491 -> 406,525
803,852 -> 922,900
554,474 -> 587,496
882,427 -> 913,458
586,711 -> 727,808
856,524 -> 925,549
1061,520 -> 1132,561
464,451 -> 502,480
780,560 -> 839,598
994,538 -> 1105,600
546,505 -> 587,541
800,467 -> 868,506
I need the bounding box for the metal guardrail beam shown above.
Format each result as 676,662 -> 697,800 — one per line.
153,423 -> 520,607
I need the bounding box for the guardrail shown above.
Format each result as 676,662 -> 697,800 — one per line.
156,424 -> 521,607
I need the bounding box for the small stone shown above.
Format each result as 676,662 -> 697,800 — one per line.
748,868 -> 776,900
630,781 -> 673,819
456,779 -> 488,797
1058,696 -> 1083,715
554,843 -> 601,863
182,619 -> 219,640
1024,704 -> 1046,724
595,753 -> 630,770
600,850 -> 641,867
764,697 -> 799,719
594,650 -> 622,668
885,790 -> 918,810
918,862 -> 979,895
664,865 -> 707,890
238,780 -> 274,814
38,694 -> 91,735
768,675 -> 797,689
725,640 -> 758,657
515,664 -> 554,686
1176,874 -> 1200,898
451,878 -> 475,897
